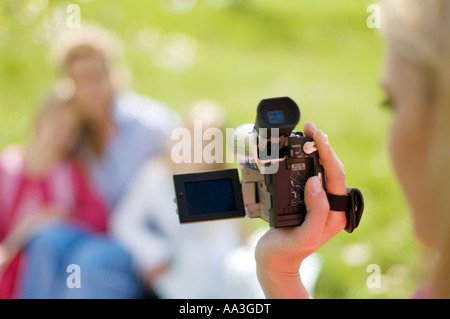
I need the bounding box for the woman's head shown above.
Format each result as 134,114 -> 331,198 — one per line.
52,25 -> 127,121
33,92 -> 83,159
381,0 -> 450,297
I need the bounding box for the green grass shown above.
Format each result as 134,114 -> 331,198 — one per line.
0,0 -> 422,298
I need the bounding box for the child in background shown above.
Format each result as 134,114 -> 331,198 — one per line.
111,101 -> 247,298
0,91 -> 108,298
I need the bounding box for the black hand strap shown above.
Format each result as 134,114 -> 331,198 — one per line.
326,187 -> 364,233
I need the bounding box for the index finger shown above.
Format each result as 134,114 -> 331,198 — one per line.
303,121 -> 346,196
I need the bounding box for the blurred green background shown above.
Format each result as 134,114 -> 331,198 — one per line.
0,0 -> 423,298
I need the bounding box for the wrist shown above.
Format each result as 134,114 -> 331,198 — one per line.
256,263 -> 310,299
256,256 -> 310,299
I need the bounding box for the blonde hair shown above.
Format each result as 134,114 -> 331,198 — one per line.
51,24 -> 130,91
382,0 -> 450,298
52,25 -> 118,70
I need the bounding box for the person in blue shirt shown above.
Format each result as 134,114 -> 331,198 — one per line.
18,25 -> 181,298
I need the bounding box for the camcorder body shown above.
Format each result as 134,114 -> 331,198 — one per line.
173,97 -> 363,231
239,131 -> 324,228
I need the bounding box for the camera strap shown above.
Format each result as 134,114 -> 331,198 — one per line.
326,187 -> 364,233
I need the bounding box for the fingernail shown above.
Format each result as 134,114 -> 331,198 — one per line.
309,176 -> 323,195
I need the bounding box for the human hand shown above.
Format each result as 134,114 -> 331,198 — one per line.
255,121 -> 347,298
1,205 -> 69,257
37,204 -> 69,219
139,261 -> 171,291
0,243 -> 12,276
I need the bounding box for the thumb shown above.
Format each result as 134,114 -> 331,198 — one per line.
301,176 -> 330,236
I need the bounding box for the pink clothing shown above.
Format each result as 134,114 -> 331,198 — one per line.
411,286 -> 433,299
0,145 -> 109,298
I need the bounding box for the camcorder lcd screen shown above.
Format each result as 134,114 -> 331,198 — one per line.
173,169 -> 245,224
184,178 -> 237,215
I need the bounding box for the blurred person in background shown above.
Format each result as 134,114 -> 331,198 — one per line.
54,25 -> 181,210
111,101 -> 247,298
19,25 -> 181,298
255,0 -> 450,299
0,92 -> 108,298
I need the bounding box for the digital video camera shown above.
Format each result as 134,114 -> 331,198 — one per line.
173,97 -> 364,231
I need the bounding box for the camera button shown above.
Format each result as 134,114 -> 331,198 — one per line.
303,141 -> 317,154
